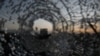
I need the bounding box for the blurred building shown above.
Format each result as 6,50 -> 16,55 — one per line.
40,28 -> 48,35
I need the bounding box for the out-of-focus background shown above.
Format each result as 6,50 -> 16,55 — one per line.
0,0 -> 100,56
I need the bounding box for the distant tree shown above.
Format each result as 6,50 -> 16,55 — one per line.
78,0 -> 100,35
0,18 -> 6,30
61,20 -> 64,32
59,0 -> 78,33
35,27 -> 38,32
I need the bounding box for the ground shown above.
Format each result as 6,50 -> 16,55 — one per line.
0,31 -> 100,56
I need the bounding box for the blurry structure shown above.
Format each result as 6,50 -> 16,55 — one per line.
40,29 -> 48,36
34,28 -> 51,40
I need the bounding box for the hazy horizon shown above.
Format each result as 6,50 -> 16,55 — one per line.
2,19 -> 100,33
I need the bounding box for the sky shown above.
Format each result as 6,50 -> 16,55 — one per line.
0,0 -> 64,31
0,0 -> 100,33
